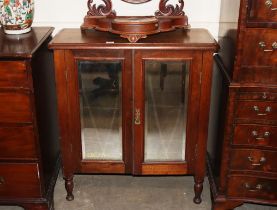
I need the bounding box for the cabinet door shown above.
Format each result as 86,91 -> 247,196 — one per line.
133,50 -> 202,175
67,50 -> 132,173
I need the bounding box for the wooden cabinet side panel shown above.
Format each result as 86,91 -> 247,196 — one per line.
53,50 -> 77,178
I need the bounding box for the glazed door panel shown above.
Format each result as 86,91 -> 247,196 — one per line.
68,50 -> 133,173
133,50 -> 202,175
78,61 -> 123,161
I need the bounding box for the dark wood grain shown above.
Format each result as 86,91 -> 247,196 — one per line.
227,175 -> 277,203
0,163 -> 41,198
0,126 -> 37,160
0,91 -> 32,123
233,124 -> 277,148
0,61 -> 28,88
247,0 -> 277,28
207,0 -> 277,209
0,27 -> 60,210
0,27 -> 54,58
49,28 -> 218,50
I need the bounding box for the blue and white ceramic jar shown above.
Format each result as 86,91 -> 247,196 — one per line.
0,0 -> 34,34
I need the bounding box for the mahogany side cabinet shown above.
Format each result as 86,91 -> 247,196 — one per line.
49,28 -> 218,204
0,27 -> 60,210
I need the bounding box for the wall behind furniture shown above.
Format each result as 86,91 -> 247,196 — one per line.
32,0 -> 221,38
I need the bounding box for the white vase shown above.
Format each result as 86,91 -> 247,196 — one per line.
0,0 -> 34,34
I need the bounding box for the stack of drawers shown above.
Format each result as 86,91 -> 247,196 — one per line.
0,61 -> 42,199
208,0 -> 277,209
226,87 -> 277,203
0,28 -> 60,210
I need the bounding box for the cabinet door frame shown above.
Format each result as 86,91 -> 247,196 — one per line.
60,49 -> 133,174
133,50 -> 203,175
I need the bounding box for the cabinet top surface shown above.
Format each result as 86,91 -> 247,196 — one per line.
49,28 -> 218,50
0,27 -> 54,58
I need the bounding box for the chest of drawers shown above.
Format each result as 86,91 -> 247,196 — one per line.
0,27 -> 60,210
207,0 -> 277,209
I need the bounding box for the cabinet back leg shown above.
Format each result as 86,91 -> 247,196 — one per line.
65,176 -> 74,201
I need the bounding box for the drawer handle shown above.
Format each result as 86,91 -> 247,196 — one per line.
251,131 -> 271,140
265,0 -> 277,11
0,176 -> 4,185
253,105 -> 272,116
259,41 -> 277,52
244,183 -> 263,192
134,108 -> 141,125
248,156 -> 266,166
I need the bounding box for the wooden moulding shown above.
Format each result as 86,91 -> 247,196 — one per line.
81,0 -> 189,42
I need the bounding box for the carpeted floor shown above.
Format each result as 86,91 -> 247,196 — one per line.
1,173 -> 276,210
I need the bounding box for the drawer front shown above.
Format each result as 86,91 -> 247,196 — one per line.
238,66 -> 277,83
247,0 -> 277,27
0,61 -> 28,88
238,91 -> 277,101
241,29 -> 276,66
0,126 -> 37,159
236,101 -> 277,121
0,91 -> 33,123
0,163 -> 41,198
230,149 -> 277,173
233,124 -> 277,148
228,175 -> 277,201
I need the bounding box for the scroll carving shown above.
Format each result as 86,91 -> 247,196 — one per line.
121,34 -> 147,43
87,0 -> 116,17
82,0 -> 189,43
155,0 -> 185,16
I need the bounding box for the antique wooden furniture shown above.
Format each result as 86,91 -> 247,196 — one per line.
0,27 -> 60,210
81,0 -> 189,42
49,28 -> 218,204
207,0 -> 277,209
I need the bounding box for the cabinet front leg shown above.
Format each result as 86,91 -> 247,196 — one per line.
193,176 -> 203,204
65,176 -> 74,201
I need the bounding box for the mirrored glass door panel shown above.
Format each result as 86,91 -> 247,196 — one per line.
78,61 -> 122,160
144,61 -> 190,162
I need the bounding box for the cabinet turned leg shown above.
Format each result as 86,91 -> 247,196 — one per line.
193,177 -> 203,204
65,176 -> 74,201
22,203 -> 49,210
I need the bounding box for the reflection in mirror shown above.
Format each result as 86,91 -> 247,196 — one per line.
78,61 -> 122,160
144,61 -> 190,162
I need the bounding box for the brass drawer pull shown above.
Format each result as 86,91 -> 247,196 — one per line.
265,0 -> 277,11
253,105 -> 272,116
259,41 -> 277,52
244,183 -> 263,192
251,130 -> 271,140
0,176 -> 4,185
248,156 -> 266,166
134,108 -> 141,125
